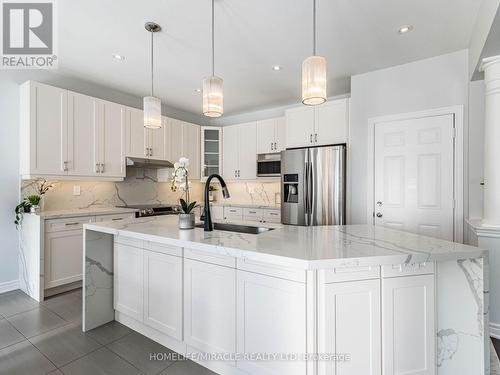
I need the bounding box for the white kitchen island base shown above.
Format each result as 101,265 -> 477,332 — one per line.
83,217 -> 489,375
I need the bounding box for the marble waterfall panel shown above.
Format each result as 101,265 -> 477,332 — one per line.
436,257 -> 489,375
83,229 -> 114,331
18,214 -> 44,301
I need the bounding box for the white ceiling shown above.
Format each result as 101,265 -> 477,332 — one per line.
57,0 -> 482,117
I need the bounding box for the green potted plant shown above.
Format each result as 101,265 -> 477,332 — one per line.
26,195 -> 42,213
14,179 -> 54,228
171,157 -> 197,229
208,184 -> 218,202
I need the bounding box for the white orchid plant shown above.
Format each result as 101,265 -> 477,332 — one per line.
171,157 -> 197,214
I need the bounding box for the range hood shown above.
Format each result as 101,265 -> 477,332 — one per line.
126,157 -> 174,169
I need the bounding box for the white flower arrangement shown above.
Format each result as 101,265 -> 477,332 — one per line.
171,157 -> 197,214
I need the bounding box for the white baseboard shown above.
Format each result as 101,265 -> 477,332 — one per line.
491,322 -> 500,339
0,279 -> 19,294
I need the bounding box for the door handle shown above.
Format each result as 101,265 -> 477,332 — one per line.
376,212 -> 383,218
271,142 -> 273,151
63,161 -> 68,172
310,134 -> 313,143
100,163 -> 105,173
95,163 -> 100,173
315,133 -> 318,143
274,142 -> 277,150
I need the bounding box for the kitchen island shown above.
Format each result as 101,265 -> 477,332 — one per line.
83,216 -> 489,375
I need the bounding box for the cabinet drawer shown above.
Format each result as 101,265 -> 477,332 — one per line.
145,241 -> 182,257
96,213 -> 135,222
263,209 -> 281,223
237,258 -> 306,283
224,206 -> 243,220
323,265 -> 380,283
243,208 -> 263,219
184,247 -> 236,268
45,216 -> 95,233
382,262 -> 435,278
114,235 -> 144,249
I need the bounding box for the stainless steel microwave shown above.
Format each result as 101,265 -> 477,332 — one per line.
257,153 -> 281,177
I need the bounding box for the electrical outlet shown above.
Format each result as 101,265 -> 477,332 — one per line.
73,185 -> 81,196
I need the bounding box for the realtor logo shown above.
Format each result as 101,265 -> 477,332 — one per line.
1,0 -> 58,68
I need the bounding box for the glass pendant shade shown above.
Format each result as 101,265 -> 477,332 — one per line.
143,96 -> 162,129
203,75 -> 223,117
302,55 -> 327,106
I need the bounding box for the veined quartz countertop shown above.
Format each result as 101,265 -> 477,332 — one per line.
36,207 -> 139,219
210,203 -> 281,209
84,216 -> 486,269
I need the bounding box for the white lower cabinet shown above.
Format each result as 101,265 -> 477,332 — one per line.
319,279 -> 381,375
236,271 -> 306,375
114,242 -> 143,322
382,274 -> 435,375
183,259 -> 236,362
143,250 -> 183,340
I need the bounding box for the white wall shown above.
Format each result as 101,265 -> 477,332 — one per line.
349,50 -> 469,225
0,70 -> 204,289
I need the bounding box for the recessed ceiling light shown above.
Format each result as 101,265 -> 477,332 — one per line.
398,25 -> 413,34
194,88 -> 202,93
272,65 -> 283,71
112,54 -> 125,61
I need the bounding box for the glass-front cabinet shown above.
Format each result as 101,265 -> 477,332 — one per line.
201,126 -> 223,180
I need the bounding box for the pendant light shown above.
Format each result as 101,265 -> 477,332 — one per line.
144,22 -> 162,129
302,0 -> 326,106
203,0 -> 223,117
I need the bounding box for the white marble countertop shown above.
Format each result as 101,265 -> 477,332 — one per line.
36,207 -> 139,219
210,203 -> 281,209
84,216 -> 487,269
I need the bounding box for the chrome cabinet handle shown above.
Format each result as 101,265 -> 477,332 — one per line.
65,222 -> 79,226
111,218 -> 123,221
274,142 -> 277,150
95,163 -> 100,173
100,163 -> 105,173
310,134 -> 313,143
271,142 -> 273,151
315,133 -> 318,142
376,201 -> 383,207
376,212 -> 383,218
63,161 -> 68,172
149,147 -> 153,156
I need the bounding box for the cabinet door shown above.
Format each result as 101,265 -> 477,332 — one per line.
143,250 -> 182,340
319,279 -> 381,375
222,125 -> 239,180
162,117 -> 172,161
30,82 -> 68,175
275,117 -> 286,152
182,122 -> 201,180
67,92 -> 99,176
382,275 -> 435,375
101,101 -> 126,177
44,229 -> 84,289
285,106 -> 315,149
169,118 -> 183,163
256,119 -> 276,154
126,107 -> 147,158
114,242 -> 143,322
148,127 -> 165,160
237,271 -> 306,375
315,99 -> 349,146
201,127 -> 222,179
184,259 -> 236,359
237,122 -> 257,180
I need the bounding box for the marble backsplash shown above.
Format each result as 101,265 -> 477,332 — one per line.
21,172 -> 281,211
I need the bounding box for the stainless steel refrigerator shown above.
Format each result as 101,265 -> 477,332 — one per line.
281,145 -> 346,226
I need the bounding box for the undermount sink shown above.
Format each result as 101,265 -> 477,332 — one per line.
195,222 -> 275,235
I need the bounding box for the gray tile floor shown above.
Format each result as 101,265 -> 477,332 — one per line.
0,289 -> 216,375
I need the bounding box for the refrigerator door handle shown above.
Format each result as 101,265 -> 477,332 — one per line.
304,161 -> 309,221
308,161 -> 314,225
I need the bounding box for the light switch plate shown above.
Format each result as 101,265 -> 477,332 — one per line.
73,185 -> 81,196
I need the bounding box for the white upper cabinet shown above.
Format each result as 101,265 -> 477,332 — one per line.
285,98 -> 349,148
256,117 -> 286,154
20,81 -> 68,177
182,121 -> 201,180
167,117 -> 183,163
223,122 -> 257,180
201,127 -> 222,179
98,100 -> 126,178
125,107 -> 147,158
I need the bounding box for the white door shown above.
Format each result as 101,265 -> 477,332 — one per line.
148,127 -> 165,160
44,229 -> 84,289
373,114 -> 454,240
382,275 -> 435,375
184,259 -> 236,361
274,117 -> 286,152
223,125 -> 239,180
285,106 -> 315,148
126,107 -> 147,158
31,82 -> 68,175
315,99 -> 349,145
67,92 -> 98,176
319,279 -> 381,375
182,122 -> 201,180
101,101 -> 125,178
236,271 -> 306,375
238,122 -> 257,179
257,119 -> 276,154
169,118 -> 183,163
114,242 -> 143,321
143,250 -> 182,340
